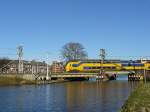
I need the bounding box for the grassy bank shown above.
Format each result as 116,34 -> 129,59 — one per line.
0,77 -> 36,86
121,83 -> 150,112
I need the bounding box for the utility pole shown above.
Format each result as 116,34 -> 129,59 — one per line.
141,58 -> 147,84
37,62 -> 39,74
17,46 -> 24,74
99,49 -> 106,78
144,68 -> 146,84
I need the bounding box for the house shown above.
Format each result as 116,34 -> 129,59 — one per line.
0,59 -> 47,74
50,61 -> 64,73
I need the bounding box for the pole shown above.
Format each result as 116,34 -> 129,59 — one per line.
46,54 -> 49,80
144,68 -> 146,84
32,65 -> 33,74
37,62 -> 39,74
141,58 -> 147,84
97,49 -> 106,80
17,46 -> 24,74
100,49 -> 105,75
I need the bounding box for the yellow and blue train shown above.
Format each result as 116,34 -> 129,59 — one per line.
65,59 -> 150,72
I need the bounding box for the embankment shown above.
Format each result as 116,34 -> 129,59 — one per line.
0,74 -> 67,86
121,83 -> 150,112
0,76 -> 36,86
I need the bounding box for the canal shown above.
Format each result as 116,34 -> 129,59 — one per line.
0,79 -> 139,112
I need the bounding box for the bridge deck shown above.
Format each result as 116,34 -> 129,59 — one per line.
49,71 -> 130,78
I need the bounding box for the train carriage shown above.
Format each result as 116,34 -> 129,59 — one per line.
65,59 -> 150,72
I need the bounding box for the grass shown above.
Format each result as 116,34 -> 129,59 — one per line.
121,82 -> 150,112
0,77 -> 36,86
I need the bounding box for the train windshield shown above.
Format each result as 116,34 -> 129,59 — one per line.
72,64 -> 79,67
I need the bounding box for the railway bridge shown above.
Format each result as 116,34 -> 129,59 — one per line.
36,71 -> 140,81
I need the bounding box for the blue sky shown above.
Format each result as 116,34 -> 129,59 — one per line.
0,0 -> 150,61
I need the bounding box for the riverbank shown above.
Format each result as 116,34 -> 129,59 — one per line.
0,76 -> 68,86
0,77 -> 36,86
121,82 -> 150,112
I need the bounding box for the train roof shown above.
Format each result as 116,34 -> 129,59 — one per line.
68,59 -> 150,63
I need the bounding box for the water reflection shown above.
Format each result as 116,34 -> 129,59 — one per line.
0,81 -> 139,112
65,81 -> 139,112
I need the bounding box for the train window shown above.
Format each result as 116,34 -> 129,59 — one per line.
84,67 -> 90,70
97,67 -> 103,69
133,63 -> 144,66
72,64 -> 79,67
111,67 -> 116,69
122,63 -> 129,66
122,63 -> 144,67
92,67 -> 97,69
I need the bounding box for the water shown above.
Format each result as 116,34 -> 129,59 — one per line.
0,80 -> 139,112
117,74 -> 128,81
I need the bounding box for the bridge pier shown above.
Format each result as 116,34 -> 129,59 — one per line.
96,75 -> 104,80
128,73 -> 144,81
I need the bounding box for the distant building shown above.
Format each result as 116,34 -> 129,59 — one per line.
50,61 -> 64,73
0,59 -> 47,74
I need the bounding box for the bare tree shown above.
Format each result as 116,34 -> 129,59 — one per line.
61,42 -> 88,61
0,57 -> 10,72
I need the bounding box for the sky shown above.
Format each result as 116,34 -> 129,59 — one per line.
0,0 -> 150,62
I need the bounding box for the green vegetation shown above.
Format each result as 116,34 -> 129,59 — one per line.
0,77 -> 36,86
121,83 -> 150,112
